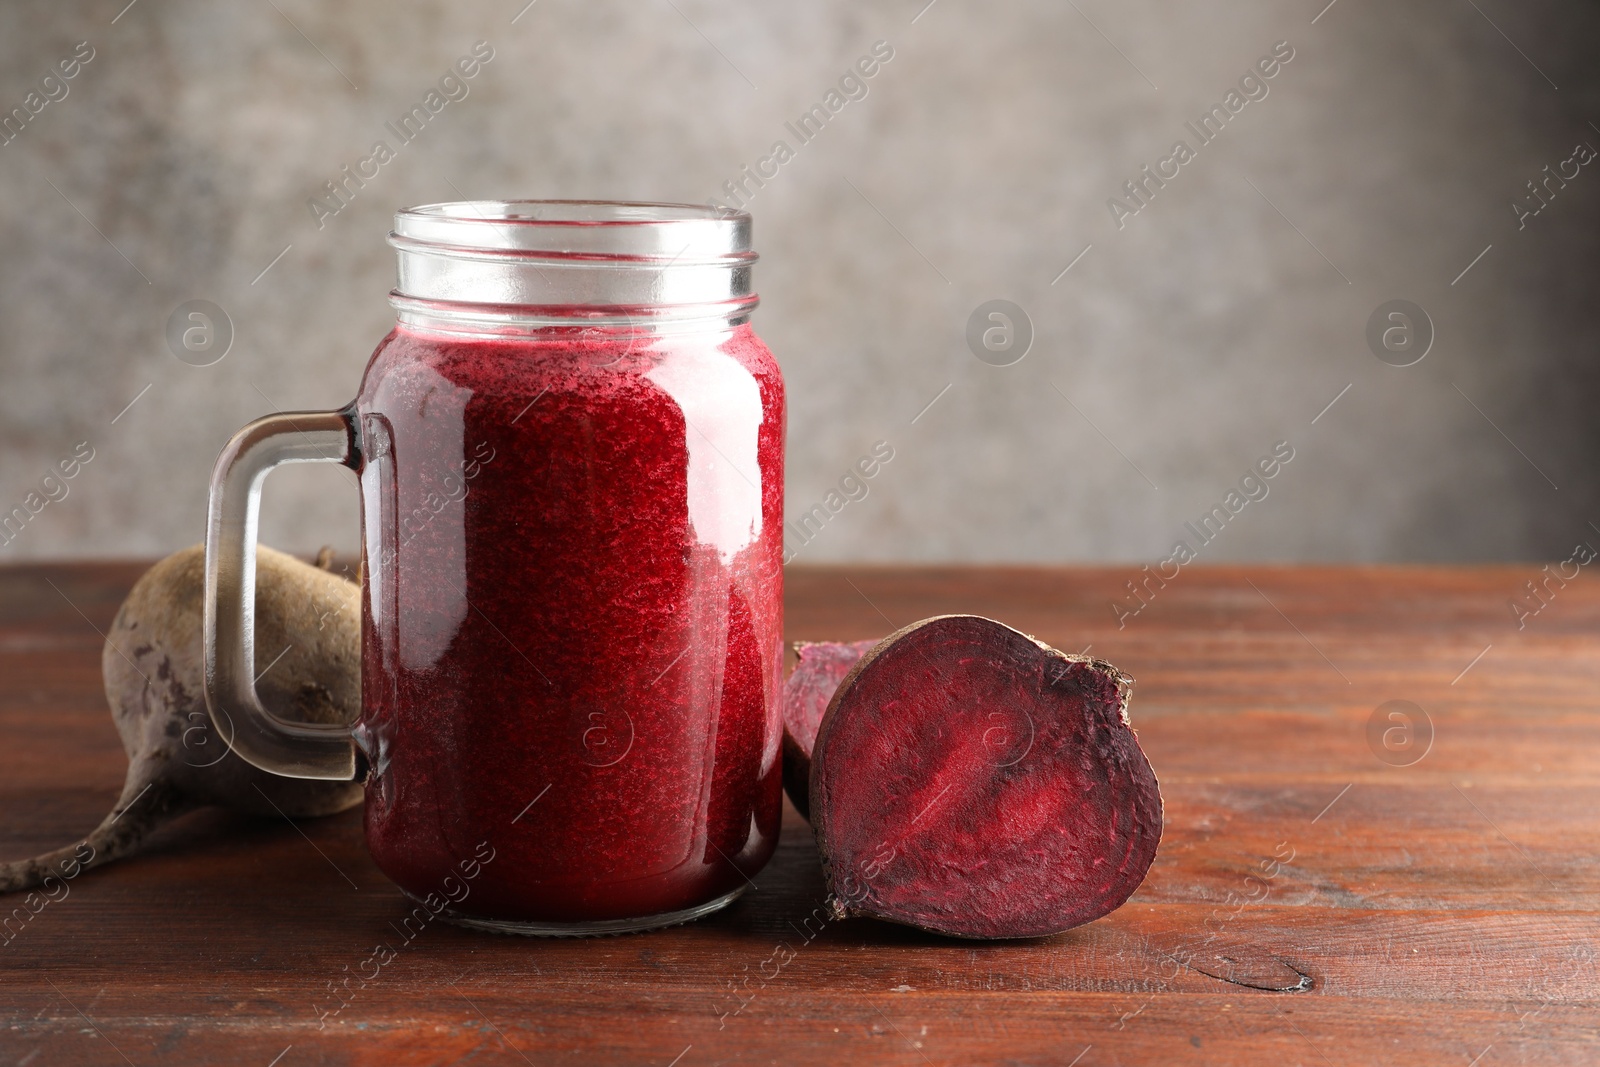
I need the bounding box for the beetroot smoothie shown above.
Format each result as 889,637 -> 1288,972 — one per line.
354,319 -> 785,925
203,201 -> 780,932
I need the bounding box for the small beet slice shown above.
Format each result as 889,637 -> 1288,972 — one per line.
782,640 -> 878,820
811,615 -> 1161,939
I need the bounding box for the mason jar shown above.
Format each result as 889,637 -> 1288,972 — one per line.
205,200 -> 785,934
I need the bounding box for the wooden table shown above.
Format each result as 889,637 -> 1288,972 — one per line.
1,563 -> 1596,1065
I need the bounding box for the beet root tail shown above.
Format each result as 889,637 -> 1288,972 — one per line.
0,766 -> 193,894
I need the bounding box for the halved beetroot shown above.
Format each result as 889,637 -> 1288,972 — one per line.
810,615 -> 1162,939
782,640 -> 878,819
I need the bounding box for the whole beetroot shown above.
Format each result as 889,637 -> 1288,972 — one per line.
0,544 -> 363,892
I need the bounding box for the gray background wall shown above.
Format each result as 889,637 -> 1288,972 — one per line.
2,0 -> 1598,563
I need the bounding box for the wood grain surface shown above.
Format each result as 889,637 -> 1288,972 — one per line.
0,562 -> 1596,1065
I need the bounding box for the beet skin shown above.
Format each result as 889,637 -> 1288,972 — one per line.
781,640 -> 877,820
810,615 -> 1162,939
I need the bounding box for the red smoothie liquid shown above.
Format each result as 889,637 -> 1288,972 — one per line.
353,321 -> 785,923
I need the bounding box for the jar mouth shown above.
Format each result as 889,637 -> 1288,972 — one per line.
389,200 -> 757,319
391,199 -> 754,262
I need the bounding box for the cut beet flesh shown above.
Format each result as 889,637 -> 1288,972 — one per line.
810,615 -> 1162,939
782,640 -> 878,820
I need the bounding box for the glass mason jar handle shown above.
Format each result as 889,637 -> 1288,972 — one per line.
204,409 -> 362,781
